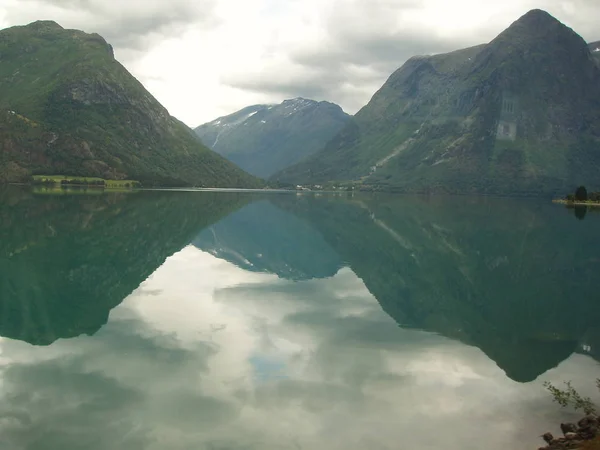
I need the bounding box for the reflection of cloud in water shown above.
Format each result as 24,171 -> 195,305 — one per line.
0,246 -> 598,450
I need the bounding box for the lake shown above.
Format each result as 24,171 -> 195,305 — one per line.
0,186 -> 598,450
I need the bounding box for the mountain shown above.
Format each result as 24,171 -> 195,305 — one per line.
272,194 -> 600,382
0,21 -> 261,187
194,98 -> 350,178
590,40 -> 600,67
0,187 -> 250,345
275,10 -> 600,196
193,199 -> 342,280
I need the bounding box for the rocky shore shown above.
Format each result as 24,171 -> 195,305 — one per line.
539,415 -> 598,449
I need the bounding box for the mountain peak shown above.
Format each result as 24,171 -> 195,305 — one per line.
195,97 -> 350,178
498,8 -> 576,42
476,7 -> 589,75
0,21 -> 261,187
283,97 -> 315,105
518,8 -> 557,23
25,20 -> 64,31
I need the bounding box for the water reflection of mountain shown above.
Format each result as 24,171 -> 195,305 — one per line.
4,187 -> 598,381
193,199 -> 342,280
272,194 -> 600,382
0,187 -> 249,345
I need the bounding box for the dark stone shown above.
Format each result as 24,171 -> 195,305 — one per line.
561,423 -> 577,435
578,414 -> 599,428
543,432 -> 554,444
586,425 -> 599,438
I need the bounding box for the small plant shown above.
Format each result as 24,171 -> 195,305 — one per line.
543,380 -> 599,415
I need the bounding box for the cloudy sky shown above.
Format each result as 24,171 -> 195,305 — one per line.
0,0 -> 599,126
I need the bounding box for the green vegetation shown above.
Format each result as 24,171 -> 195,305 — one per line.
560,186 -> 600,206
544,380 -> 599,415
32,175 -> 140,188
195,99 -> 350,178
576,186 -> 589,201
0,21 -> 262,188
274,10 -> 600,196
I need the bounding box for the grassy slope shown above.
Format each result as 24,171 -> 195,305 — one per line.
275,11 -> 600,196
0,21 -> 262,188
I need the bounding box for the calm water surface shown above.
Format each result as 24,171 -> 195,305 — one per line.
0,187 -> 599,450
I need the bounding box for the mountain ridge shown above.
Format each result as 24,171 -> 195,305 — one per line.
195,98 -> 350,178
0,21 -> 261,187
274,10 -> 600,196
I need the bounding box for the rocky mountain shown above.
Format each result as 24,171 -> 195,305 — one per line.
0,187 -> 250,345
275,10 -> 600,196
0,21 -> 261,187
195,98 -> 350,178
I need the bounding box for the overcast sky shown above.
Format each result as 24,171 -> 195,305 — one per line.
1,0 -> 599,126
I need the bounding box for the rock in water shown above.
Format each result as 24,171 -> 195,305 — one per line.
542,432 -> 554,444
561,423 -> 577,435
578,415 -> 599,429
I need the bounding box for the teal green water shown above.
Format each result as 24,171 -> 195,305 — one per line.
0,186 -> 599,450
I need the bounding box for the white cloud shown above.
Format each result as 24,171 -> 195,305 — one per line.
1,0 -> 599,126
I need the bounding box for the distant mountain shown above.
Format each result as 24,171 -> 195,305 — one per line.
195,98 -> 350,178
0,21 -> 261,187
275,10 -> 600,196
193,200 -> 342,280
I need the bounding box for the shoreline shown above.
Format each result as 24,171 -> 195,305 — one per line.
539,414 -> 598,449
552,199 -> 600,208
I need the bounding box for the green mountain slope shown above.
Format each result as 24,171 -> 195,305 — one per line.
195,98 -> 350,178
275,10 -> 600,196
0,21 -> 261,187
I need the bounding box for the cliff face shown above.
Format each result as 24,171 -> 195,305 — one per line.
0,21 -> 261,187
275,10 -> 600,196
